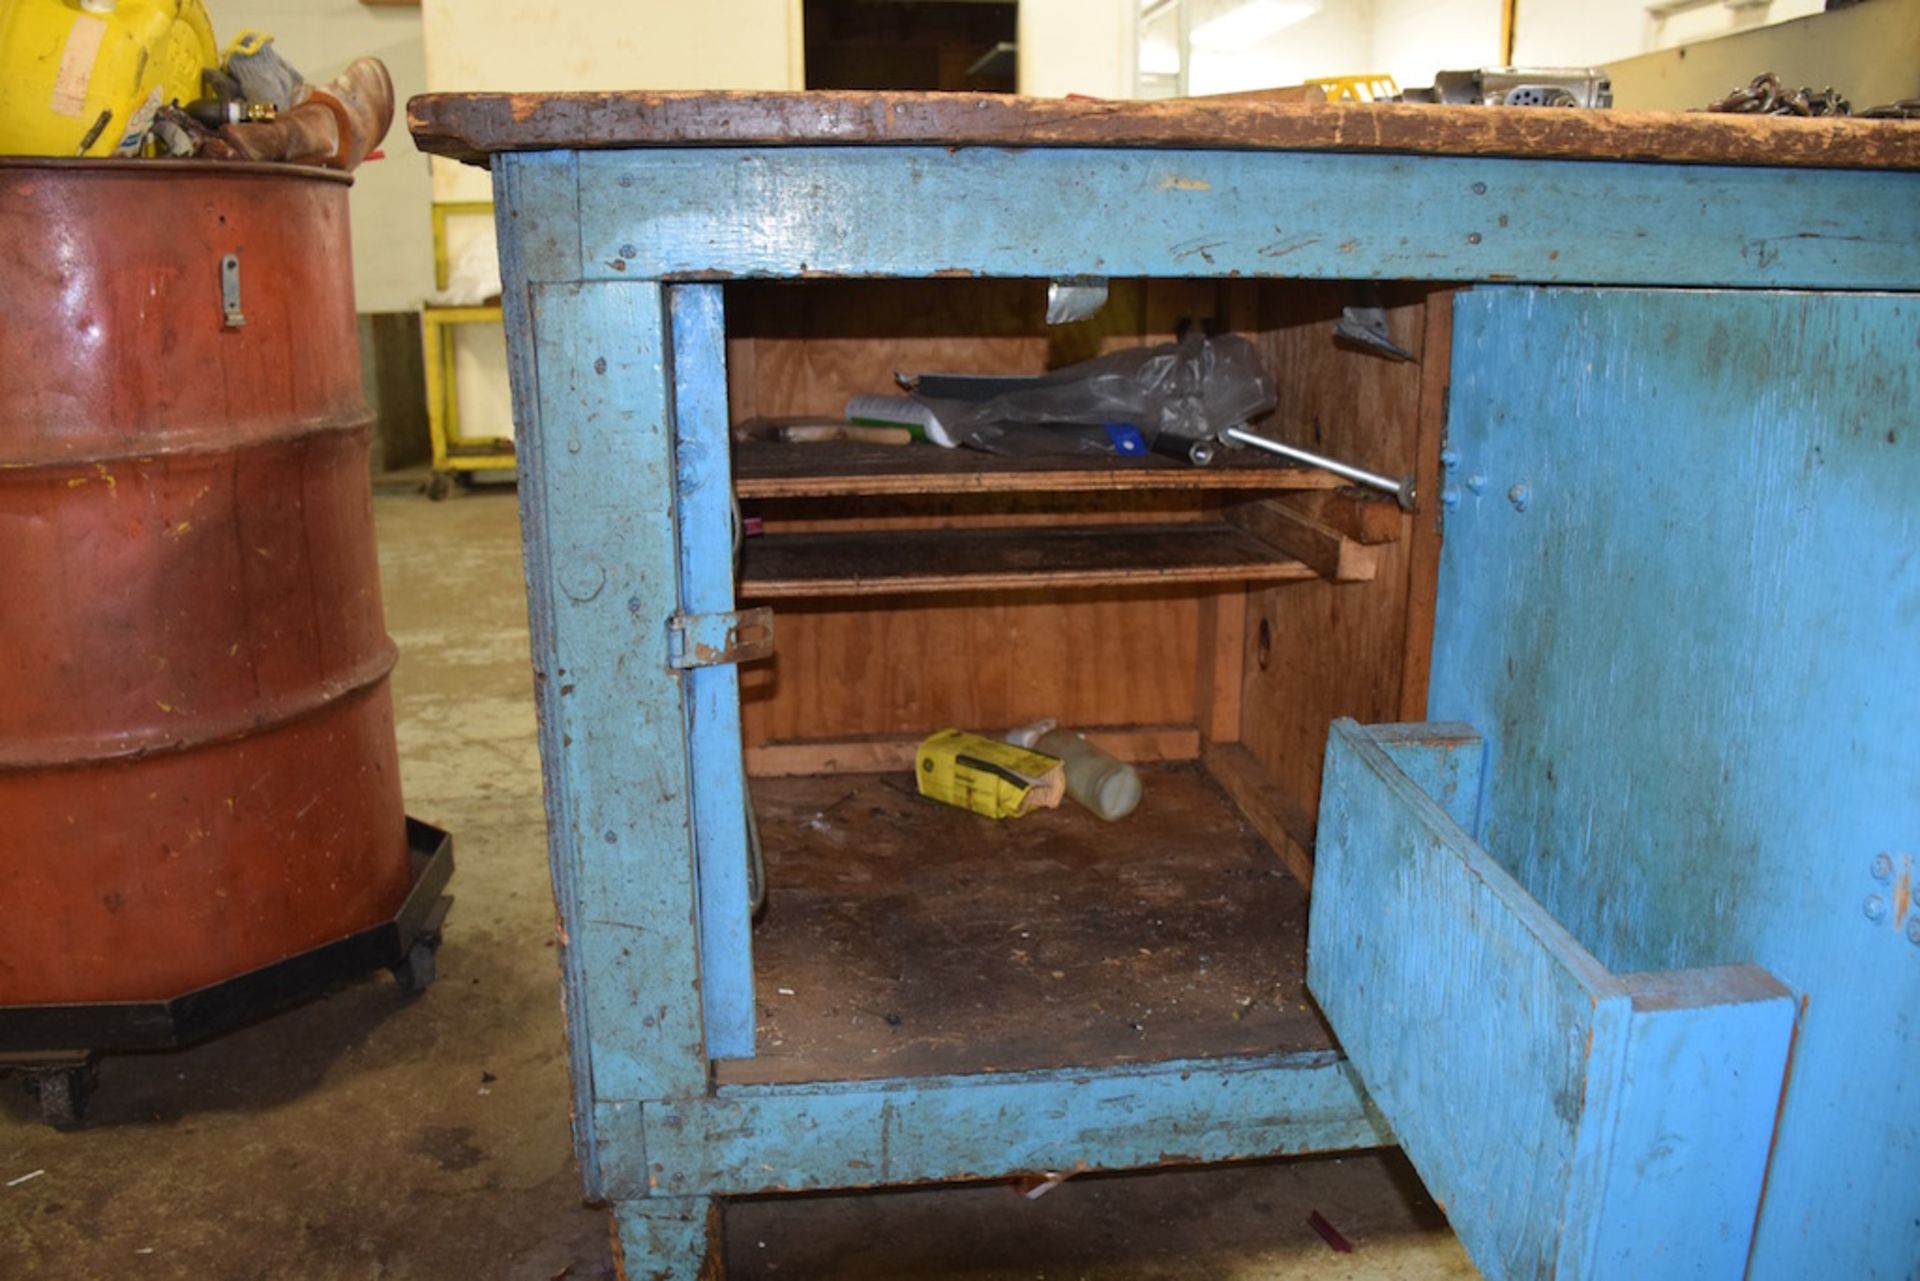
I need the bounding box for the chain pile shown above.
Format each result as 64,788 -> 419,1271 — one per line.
1705,72 -> 1920,119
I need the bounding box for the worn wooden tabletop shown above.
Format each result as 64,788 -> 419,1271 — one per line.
409,89 -> 1920,170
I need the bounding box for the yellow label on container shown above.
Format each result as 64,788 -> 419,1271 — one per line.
915,729 -> 1065,820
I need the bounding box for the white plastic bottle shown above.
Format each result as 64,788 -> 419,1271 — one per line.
1007,721 -> 1142,821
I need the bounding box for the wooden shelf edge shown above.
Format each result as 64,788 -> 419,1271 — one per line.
739,523 -> 1317,600
731,438 -> 1347,500
734,464 -> 1347,500
1227,498 -> 1380,583
744,560 -> 1314,599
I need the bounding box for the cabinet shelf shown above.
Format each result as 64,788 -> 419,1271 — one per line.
732,438 -> 1342,499
718,766 -> 1329,1086
738,522 -> 1314,599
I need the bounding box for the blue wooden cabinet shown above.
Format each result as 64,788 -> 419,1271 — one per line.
413,93 -> 1920,1279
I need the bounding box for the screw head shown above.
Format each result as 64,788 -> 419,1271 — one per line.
1864,893 -> 1888,923
1507,483 -> 1530,512
1467,232 -> 1483,246
1465,473 -> 1487,495
1471,181 -> 1488,195
1872,852 -> 1895,882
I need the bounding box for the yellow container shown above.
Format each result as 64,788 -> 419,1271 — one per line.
0,0 -> 216,156
915,729 -> 1065,820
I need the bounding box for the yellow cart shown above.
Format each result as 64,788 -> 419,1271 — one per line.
422,200 -> 513,499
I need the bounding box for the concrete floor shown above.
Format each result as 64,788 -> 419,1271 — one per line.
1,487 -> 1476,1281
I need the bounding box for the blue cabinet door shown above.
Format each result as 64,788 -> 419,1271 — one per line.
1312,288 -> 1920,1280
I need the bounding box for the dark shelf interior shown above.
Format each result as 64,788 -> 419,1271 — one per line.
717,766 -> 1331,1085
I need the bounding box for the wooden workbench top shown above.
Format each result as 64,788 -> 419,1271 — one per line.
408,89 -> 1920,171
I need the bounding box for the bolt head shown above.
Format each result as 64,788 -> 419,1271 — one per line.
1465,473 -> 1487,494
1441,487 -> 1461,509
1907,915 -> 1920,946
1440,449 -> 1461,468
1872,852 -> 1895,882
1864,893 -> 1888,922
1507,483 -> 1530,512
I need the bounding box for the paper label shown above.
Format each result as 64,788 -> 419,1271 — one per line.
112,85 -> 163,155
50,14 -> 108,119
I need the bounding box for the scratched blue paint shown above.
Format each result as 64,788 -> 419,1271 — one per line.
629,1051 -> 1386,1199
1592,969 -> 1796,1278
1364,722 -> 1486,836
492,152 -> 605,1194
577,147 -> 1920,289
495,150 -> 581,284
666,285 -> 756,1061
1312,720 -> 1629,1278
610,1195 -> 720,1279
1433,289 -> 1920,1280
504,277 -> 710,1128
1310,720 -> 1795,1280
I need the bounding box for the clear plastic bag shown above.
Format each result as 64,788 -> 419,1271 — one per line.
912,334 -> 1275,456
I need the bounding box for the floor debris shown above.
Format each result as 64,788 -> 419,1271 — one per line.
1307,1209 -> 1355,1254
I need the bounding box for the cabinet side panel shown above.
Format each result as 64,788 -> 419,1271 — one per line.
1238,283 -> 1436,845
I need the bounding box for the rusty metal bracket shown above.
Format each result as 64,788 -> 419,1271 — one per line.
666,607 -> 774,669
220,253 -> 246,328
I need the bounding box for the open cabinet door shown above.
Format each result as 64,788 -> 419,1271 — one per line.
1310,720 -> 1794,1280
1309,288 -> 1920,1280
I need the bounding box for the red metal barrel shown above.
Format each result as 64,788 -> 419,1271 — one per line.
0,159 -> 411,1005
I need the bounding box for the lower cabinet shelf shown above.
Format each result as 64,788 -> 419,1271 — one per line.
719,764 -> 1331,1086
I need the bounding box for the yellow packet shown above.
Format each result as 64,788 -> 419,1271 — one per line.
914,729 -> 1065,819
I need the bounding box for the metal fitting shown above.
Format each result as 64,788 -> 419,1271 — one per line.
1864,894 -> 1888,923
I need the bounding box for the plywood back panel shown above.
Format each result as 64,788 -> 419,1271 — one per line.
730,278 -> 1232,751
740,588 -> 1203,748
726,278 -> 1222,422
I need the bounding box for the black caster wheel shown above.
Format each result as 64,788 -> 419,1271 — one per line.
426,471 -> 455,502
392,938 -> 440,995
26,1060 -> 97,1129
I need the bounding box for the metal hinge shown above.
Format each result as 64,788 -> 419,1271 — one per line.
666,606 -> 774,669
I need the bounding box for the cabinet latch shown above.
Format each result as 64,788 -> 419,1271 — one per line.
666,607 -> 774,669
